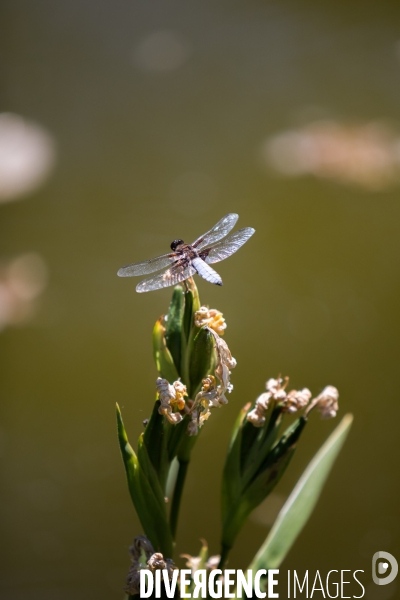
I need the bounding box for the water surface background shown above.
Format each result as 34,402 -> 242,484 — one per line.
1,1 -> 400,598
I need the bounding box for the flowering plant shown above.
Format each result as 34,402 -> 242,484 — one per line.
116,279 -> 352,598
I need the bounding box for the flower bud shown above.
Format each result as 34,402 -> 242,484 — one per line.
153,318 -> 179,383
164,286 -> 185,375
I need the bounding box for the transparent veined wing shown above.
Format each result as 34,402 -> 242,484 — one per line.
136,263 -> 196,293
200,227 -> 255,264
192,213 -> 239,251
117,253 -> 176,277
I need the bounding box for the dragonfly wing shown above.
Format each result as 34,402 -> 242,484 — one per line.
136,263 -> 196,293
117,253 -> 175,277
200,227 -> 255,264
192,213 -> 239,250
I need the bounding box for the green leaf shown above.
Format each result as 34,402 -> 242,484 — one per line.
116,404 -> 158,542
184,278 -> 200,333
181,281 -> 201,388
166,457 -> 179,500
242,417 -> 307,510
183,287 -> 194,344
169,458 -> 190,539
221,403 -> 251,523
167,415 -> 189,461
142,400 -> 165,474
222,417 -> 307,551
247,414 -> 353,573
137,433 -> 168,514
240,406 -> 283,490
116,404 -> 174,557
176,426 -> 198,462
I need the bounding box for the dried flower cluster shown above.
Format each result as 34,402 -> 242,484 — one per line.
125,536 -> 176,596
305,385 -> 339,420
247,377 -> 339,427
210,328 -> 237,394
284,388 -> 312,414
181,548 -> 220,575
194,306 -> 226,335
155,319 -> 236,435
155,378 -> 188,424
188,327 -> 236,436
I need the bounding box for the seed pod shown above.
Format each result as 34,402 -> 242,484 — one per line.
188,326 -> 215,397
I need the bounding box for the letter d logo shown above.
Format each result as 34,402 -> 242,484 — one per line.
372,551 -> 398,585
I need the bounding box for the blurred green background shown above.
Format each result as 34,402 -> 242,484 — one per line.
1,1 -> 400,598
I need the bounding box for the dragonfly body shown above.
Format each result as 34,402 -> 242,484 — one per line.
191,256 -> 222,286
171,240 -> 223,286
118,213 -> 255,293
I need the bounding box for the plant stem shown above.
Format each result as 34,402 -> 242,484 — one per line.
170,459 -> 189,539
217,542 -> 231,571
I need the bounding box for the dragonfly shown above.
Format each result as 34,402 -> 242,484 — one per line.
117,213 -> 255,293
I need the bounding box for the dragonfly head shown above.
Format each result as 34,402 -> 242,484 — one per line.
170,239 -> 184,251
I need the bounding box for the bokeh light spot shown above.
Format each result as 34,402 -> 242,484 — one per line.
0,113 -> 56,202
